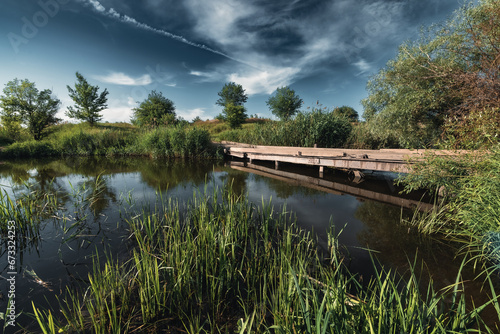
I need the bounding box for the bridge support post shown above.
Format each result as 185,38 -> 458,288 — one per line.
275,161 -> 279,170
319,166 -> 324,178
352,170 -> 364,184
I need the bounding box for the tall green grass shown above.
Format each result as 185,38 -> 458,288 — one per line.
0,183 -> 59,249
31,184 -> 500,333
134,125 -> 214,158
217,109 -> 352,148
398,146 -> 500,278
0,123 -> 217,159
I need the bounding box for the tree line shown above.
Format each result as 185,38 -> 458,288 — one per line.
0,72 -> 358,141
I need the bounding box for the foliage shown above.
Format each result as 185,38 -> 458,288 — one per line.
346,122 -> 401,149
0,123 -> 216,159
266,86 -> 303,121
218,109 -> 352,148
216,82 -> 248,108
398,146 -> 500,241
224,102 -> 247,129
131,90 -> 176,128
135,126 -> 213,158
0,78 -> 60,140
333,106 -> 358,122
66,72 -> 109,126
0,140 -> 58,158
362,0 -> 500,149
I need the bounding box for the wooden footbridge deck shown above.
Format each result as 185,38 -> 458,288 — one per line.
220,142 -> 460,175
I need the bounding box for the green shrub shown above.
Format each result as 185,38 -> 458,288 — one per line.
0,140 -> 58,158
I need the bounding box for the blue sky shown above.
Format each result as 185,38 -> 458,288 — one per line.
1,0 -> 462,122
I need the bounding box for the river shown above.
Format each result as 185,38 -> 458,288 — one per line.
0,156 -> 471,330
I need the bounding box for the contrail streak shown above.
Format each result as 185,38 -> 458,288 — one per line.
77,0 -> 247,65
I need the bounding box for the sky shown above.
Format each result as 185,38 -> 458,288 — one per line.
1,0 -> 463,122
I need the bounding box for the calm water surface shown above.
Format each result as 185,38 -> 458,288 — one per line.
0,156 -> 463,330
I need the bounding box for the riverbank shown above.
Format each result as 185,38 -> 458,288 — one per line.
0,122 -> 219,159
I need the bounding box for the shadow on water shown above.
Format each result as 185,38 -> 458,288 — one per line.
0,156 -> 495,330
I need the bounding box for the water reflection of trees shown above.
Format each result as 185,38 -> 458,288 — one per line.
219,168 -> 249,197
355,201 -> 465,288
355,200 -> 498,322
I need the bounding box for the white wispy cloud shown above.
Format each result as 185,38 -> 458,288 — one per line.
105,106 -> 134,122
183,0 -> 408,95
94,72 -> 153,86
88,0 -> 105,12
177,108 -> 207,121
228,65 -> 301,95
353,59 -> 373,76
79,0 -> 409,96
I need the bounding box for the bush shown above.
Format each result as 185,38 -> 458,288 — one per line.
0,140 -> 58,158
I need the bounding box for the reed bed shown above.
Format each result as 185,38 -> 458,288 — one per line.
0,184 -> 59,249
0,123 -> 216,159
217,110 -> 352,148
30,185 -> 499,333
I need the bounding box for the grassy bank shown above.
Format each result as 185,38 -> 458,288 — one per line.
398,146 -> 500,269
21,184 -> 499,333
0,123 -> 217,159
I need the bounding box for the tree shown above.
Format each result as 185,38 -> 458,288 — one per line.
266,86 -> 303,121
361,0 -> 500,149
333,106 -> 358,122
224,103 -> 247,129
131,90 -> 176,127
0,78 -> 60,140
216,82 -> 248,107
216,82 -> 248,128
66,72 -> 108,126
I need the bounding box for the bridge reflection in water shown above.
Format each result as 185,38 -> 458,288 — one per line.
227,161 -> 435,212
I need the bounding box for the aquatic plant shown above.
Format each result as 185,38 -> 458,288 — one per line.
31,185 -> 500,333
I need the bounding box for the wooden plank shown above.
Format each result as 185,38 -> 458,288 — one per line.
219,142 -> 468,174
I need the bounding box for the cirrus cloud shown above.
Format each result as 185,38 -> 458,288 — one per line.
94,72 -> 153,86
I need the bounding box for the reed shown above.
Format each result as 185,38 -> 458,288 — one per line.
0,183 -> 59,248
0,123 -> 217,159
31,183 -> 499,333
216,109 -> 352,148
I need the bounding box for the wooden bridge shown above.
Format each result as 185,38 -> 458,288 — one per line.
220,142 -> 451,175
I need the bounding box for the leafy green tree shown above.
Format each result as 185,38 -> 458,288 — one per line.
333,106 -> 358,122
266,86 -> 303,121
216,82 -> 248,108
66,72 -> 109,126
131,90 -> 176,127
224,103 -> 247,129
216,82 -> 248,128
0,78 -> 60,140
362,0 -> 500,149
